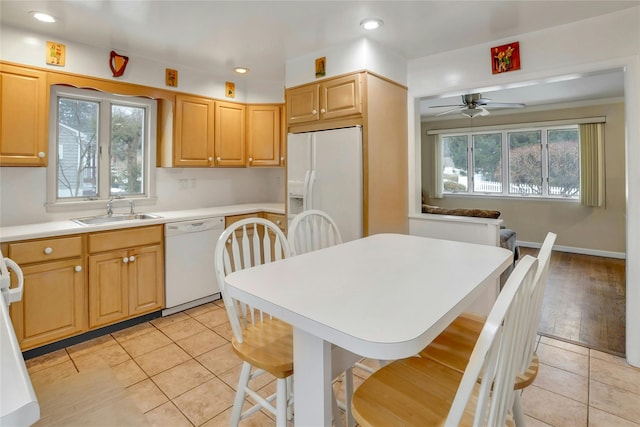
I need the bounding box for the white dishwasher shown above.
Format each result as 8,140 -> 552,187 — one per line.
163,216 -> 225,316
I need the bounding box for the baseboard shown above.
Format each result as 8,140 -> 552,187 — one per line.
518,240 -> 626,259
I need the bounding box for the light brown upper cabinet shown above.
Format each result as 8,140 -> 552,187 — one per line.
173,94 -> 215,167
286,73 -> 362,126
246,104 -> 282,167
0,63 -> 48,166
214,101 -> 246,167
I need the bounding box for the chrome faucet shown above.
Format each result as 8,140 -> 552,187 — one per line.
129,200 -> 135,215
106,198 -> 114,217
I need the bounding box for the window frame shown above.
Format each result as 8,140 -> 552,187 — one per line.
46,85 -> 157,211
439,124 -> 580,200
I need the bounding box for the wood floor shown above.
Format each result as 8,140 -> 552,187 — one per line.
520,247 -> 626,356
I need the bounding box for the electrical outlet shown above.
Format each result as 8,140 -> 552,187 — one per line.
179,179 -> 189,190
190,179 -> 197,189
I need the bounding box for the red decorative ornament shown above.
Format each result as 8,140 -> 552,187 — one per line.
110,50 -> 129,77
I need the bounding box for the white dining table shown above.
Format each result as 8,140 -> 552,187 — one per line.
224,233 -> 513,426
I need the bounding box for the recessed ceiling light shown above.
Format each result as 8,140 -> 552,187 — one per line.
234,67 -> 249,74
360,18 -> 383,30
30,11 -> 56,23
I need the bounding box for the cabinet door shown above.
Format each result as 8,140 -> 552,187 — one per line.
10,259 -> 85,350
174,94 -> 215,167
320,73 -> 362,120
0,64 -> 48,166
88,251 -> 129,328
214,101 -> 245,167
247,105 -> 281,167
286,84 -> 319,124
128,245 -> 164,316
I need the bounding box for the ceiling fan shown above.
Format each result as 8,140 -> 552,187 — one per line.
429,93 -> 525,118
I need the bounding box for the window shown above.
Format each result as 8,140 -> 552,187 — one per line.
440,125 -> 579,199
48,86 -> 157,207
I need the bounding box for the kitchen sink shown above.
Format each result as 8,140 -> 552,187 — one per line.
72,213 -> 162,226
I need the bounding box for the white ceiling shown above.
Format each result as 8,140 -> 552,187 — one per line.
0,1 -> 633,115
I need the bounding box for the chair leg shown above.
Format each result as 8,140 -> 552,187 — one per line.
343,367 -> 355,427
332,389 -> 344,427
512,391 -> 526,427
286,375 -> 294,421
230,362 -> 252,427
276,378 -> 287,427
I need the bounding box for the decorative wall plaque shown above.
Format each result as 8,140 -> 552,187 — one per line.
46,41 -> 65,66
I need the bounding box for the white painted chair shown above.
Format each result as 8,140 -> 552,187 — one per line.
214,218 -> 293,427
419,232 -> 557,426
351,255 -> 539,426
288,209 -> 343,256
288,209 -> 376,427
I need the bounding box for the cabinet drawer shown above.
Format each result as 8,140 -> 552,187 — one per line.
264,213 -> 286,233
225,213 -> 262,228
88,225 -> 163,253
8,236 -> 83,264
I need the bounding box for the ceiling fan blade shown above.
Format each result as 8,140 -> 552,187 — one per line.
428,103 -> 465,109
435,106 -> 465,116
484,102 -> 526,108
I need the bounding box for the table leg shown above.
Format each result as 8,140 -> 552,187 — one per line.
294,327 -> 333,426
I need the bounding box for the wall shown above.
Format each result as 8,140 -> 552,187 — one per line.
0,25 -> 285,227
406,6 -> 640,366
421,102 -> 626,256
285,38 -> 407,88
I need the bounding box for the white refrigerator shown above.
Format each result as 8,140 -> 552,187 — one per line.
287,126 -> 363,242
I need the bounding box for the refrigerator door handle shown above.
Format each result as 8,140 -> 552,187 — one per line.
307,170 -> 317,210
302,170 -> 311,210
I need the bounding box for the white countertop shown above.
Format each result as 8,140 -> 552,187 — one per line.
0,203 -> 284,243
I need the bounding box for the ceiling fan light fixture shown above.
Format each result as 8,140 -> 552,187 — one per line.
461,107 -> 486,118
360,18 -> 383,30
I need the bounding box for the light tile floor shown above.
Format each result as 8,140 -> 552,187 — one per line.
26,300 -> 640,426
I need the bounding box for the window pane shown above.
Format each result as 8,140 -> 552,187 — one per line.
548,128 -> 580,197
442,135 -> 468,192
508,130 -> 542,195
472,133 -> 502,193
111,105 -> 145,196
57,98 -> 99,199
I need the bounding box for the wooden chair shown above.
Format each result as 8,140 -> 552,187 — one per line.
288,209 -> 343,256
214,218 -> 293,427
351,255 -> 539,427
288,209 -> 375,427
419,231 -> 557,426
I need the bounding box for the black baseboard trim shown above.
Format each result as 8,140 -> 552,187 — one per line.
22,310 -> 163,360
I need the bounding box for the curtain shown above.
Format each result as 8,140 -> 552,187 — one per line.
431,135 -> 443,199
579,123 -> 605,207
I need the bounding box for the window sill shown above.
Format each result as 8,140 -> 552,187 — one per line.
442,193 -> 580,203
45,197 -> 158,213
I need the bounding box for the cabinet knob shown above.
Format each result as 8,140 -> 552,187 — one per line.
44,247 -> 53,255
75,266 -> 82,272
276,220 -> 281,225
248,157 -> 253,163
123,257 -> 129,264
129,255 -> 136,262
216,156 -> 221,162
312,109 -> 317,115
208,156 -> 213,162
38,151 -> 46,158
320,108 -> 326,114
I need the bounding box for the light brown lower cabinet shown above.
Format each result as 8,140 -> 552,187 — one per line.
5,235 -> 86,351
88,226 -> 164,329
4,225 -> 165,351
11,258 -> 86,351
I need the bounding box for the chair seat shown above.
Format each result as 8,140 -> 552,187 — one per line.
419,312 -> 539,389
351,356 -> 514,427
231,318 -> 294,379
